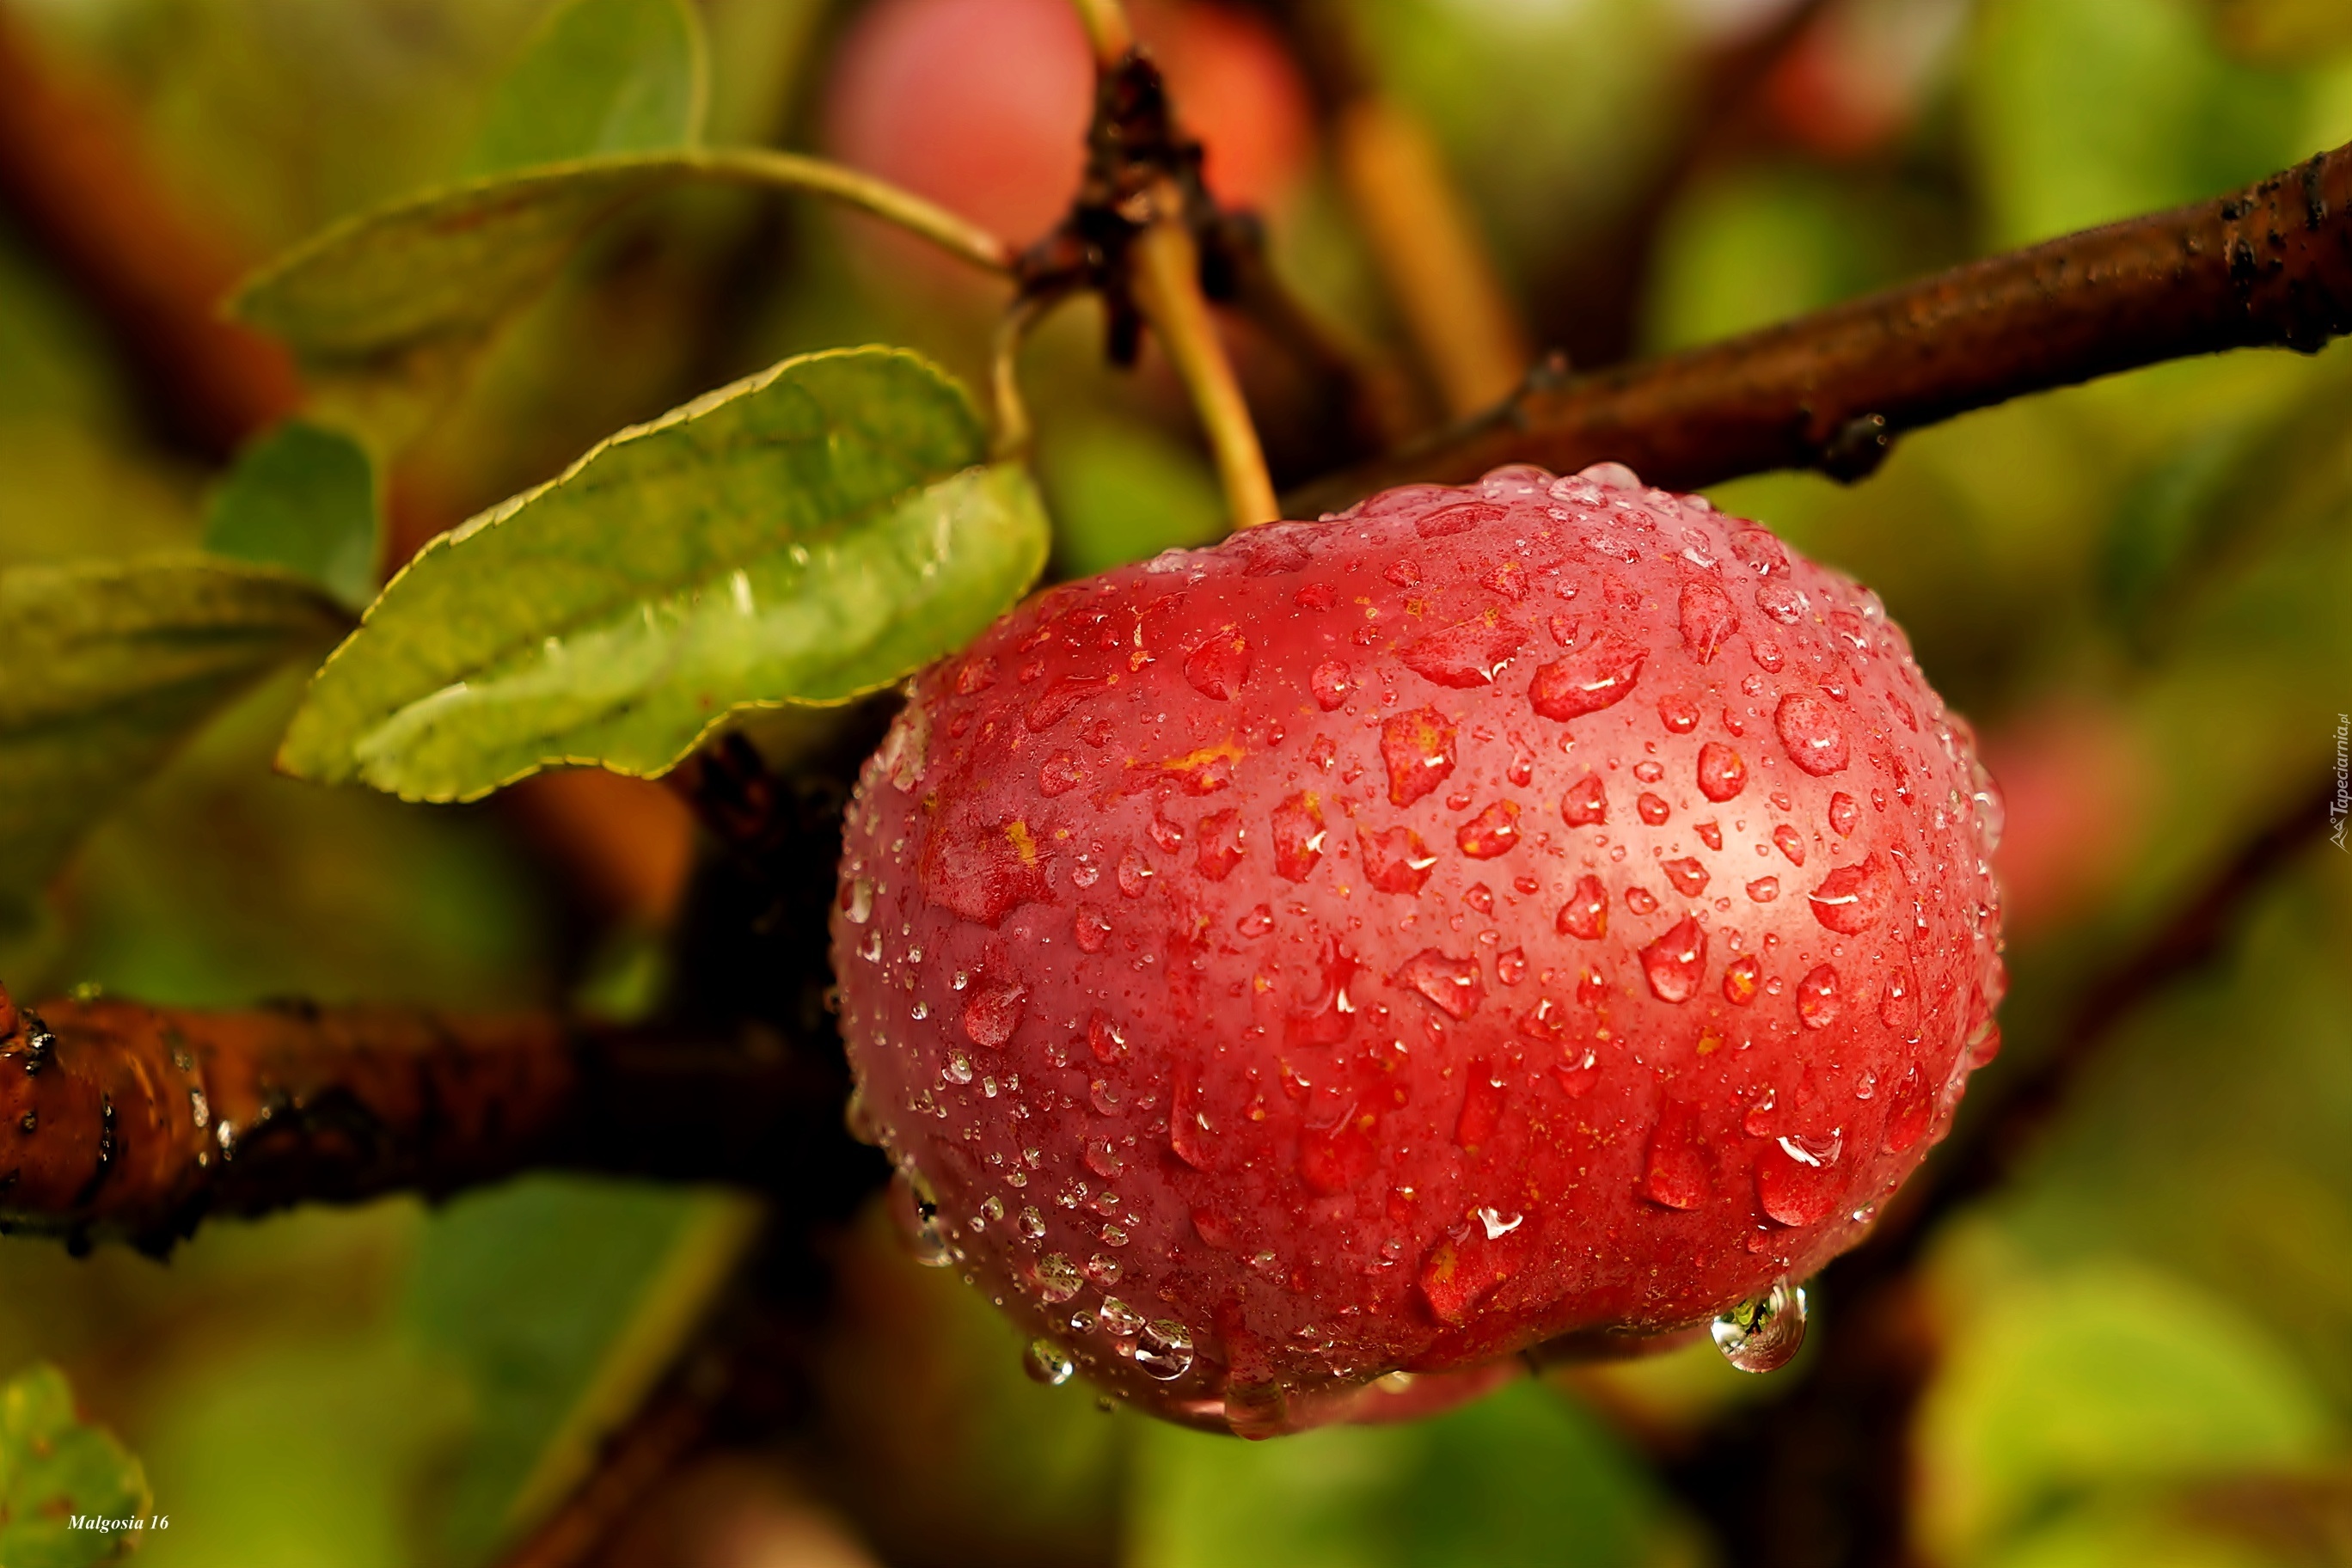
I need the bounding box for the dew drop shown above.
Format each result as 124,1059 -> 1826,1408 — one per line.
1562,775 -> 1608,826
1678,580 -> 1739,663
1697,741 -> 1747,802
1712,1278 -> 1807,1373
1775,692 -> 1850,775
1135,1320 -> 1197,1380
1026,1338 -> 1076,1386
840,877 -> 875,924
1773,824 -> 1806,866
1797,965 -> 1841,1029
1393,949 -> 1485,1020
1311,660 -> 1354,711
1639,916 -> 1707,1003
1400,619 -> 1528,687
891,1168 -> 953,1267
1184,628 -> 1251,699
1638,793 -> 1671,825
1663,857 -> 1710,897
1457,801 -> 1522,858
1381,708 -> 1459,805
1626,886 -> 1660,915
1828,792 -> 1859,837
1557,876 -> 1608,940
1236,903 -> 1277,938
1643,1099 -> 1709,1208
1658,692 -> 1700,733
1529,634 -> 1647,720
1271,793 -> 1328,881
1746,876 -> 1779,902
1033,1253 -> 1083,1304
1724,953 -> 1761,1005
1075,905 -> 1113,953
1358,825 -> 1437,894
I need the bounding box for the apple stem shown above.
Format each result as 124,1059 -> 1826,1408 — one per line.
695,148 -> 1014,275
1130,179 -> 1281,529
1068,0 -> 1136,68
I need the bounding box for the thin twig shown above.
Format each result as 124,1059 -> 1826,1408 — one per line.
1131,179 -> 1280,527
1068,0 -> 1136,67
1284,140 -> 2352,516
692,148 -> 1014,275
989,290 -> 1068,461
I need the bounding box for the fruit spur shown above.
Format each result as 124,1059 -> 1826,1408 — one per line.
831,462 -> 2006,1436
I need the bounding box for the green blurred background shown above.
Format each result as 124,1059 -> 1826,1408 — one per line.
1,0 -> 2349,1563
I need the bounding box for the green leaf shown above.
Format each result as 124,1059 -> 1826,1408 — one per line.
279,347 -> 1049,803
406,1179 -> 760,1564
202,420 -> 382,611
0,558 -> 349,928
1916,1259 -> 2331,1562
461,0 -> 707,177
1130,1380 -> 1673,1568
230,156 -> 683,444
0,1362 -> 152,1567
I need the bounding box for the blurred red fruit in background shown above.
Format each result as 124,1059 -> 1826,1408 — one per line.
824,0 -> 1315,248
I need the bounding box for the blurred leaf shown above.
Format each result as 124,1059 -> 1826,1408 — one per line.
230,156 -> 685,445
202,421 -> 382,612
2098,361 -> 2352,653
461,0 -> 707,177
1039,416 -> 1225,579
0,1362 -> 150,1567
1130,1380 -> 1672,1568
279,346 -> 1048,803
1643,165 -> 1951,355
1917,1259 -> 2333,1563
1969,0 -> 2313,249
132,1332 -> 462,1568
0,559 -> 347,929
406,1179 -> 761,1565
2201,0 -> 2352,64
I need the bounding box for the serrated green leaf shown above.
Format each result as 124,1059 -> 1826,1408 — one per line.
279,347 -> 1049,803
462,0 -> 707,177
0,1363 -> 152,1568
202,420 -> 381,611
407,1179 -> 760,1565
0,558 -> 349,928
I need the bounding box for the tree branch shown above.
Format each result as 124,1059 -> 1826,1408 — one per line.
1285,140 -> 2352,516
0,982 -> 879,1255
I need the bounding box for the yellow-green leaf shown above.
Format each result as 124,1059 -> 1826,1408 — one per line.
461,0 -> 707,177
279,347 -> 1049,803
0,558 -> 350,926
0,1363 -> 152,1567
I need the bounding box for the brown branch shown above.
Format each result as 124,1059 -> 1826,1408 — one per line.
0,8 -> 299,458
1284,140 -> 2352,516
0,982 -> 880,1255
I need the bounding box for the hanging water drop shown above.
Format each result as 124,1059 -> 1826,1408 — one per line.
1712,1278 -> 1808,1373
